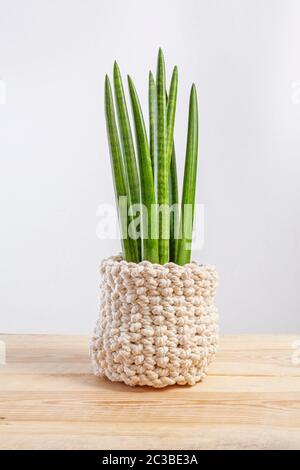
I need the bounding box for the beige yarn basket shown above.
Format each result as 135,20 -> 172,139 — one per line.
90,255 -> 219,388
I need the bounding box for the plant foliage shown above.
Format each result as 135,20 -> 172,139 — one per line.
104,49 -> 199,265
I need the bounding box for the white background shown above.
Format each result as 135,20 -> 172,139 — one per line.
1,0 -> 299,334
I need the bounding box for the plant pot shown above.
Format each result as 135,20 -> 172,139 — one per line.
90,255 -> 219,388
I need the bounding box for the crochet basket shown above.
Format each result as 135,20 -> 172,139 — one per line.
90,255 -> 219,388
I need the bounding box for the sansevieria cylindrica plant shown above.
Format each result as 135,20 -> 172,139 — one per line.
105,49 -> 198,265
92,57 -> 219,388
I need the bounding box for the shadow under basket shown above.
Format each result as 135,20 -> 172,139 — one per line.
90,255 -> 219,388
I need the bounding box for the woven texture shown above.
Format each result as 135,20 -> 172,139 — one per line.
90,256 -> 219,388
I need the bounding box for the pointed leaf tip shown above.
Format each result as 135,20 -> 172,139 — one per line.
113,61 -> 119,72
105,74 -> 111,89
128,75 -> 136,89
158,48 -> 165,61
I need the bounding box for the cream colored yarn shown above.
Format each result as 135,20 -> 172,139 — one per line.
90,255 -> 219,388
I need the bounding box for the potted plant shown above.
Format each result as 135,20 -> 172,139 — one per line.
90,50 -> 218,388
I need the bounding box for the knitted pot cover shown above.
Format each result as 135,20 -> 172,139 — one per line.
90,256 -> 219,388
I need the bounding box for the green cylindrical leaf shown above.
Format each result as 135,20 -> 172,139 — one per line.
149,71 -> 156,175
176,84 -> 199,265
166,66 -> 178,167
166,70 -> 179,262
169,144 -> 179,262
105,75 -> 139,262
156,49 -> 169,264
128,75 -> 159,263
113,62 -> 141,259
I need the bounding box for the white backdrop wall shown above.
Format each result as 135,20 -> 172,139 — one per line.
1,0 -> 299,333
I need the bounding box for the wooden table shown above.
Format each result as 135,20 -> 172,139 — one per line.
0,334 -> 299,450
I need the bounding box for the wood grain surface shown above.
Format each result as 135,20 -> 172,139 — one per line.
0,334 -> 299,450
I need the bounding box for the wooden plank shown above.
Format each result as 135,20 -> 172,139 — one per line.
1,422 -> 300,450
0,391 -> 299,427
2,334 -> 299,377
1,373 -> 300,392
0,334 -> 299,450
